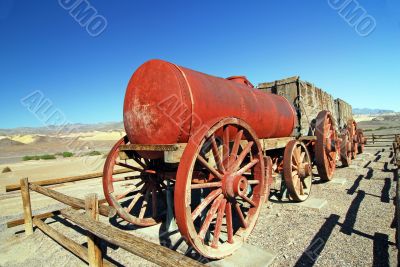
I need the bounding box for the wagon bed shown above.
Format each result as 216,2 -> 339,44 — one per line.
258,76 -> 353,135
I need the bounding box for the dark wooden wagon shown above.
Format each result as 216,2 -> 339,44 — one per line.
257,76 -> 365,201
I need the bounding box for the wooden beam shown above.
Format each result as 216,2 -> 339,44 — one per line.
20,178 -> 33,235
120,144 -> 179,151
32,217 -> 114,267
60,208 -> 205,267
366,140 -> 393,143
364,134 -> 396,137
33,216 -> 88,260
85,194 -> 103,267
7,199 -> 107,229
8,210 -> 60,228
29,183 -> 116,218
298,136 -> 317,141
6,169 -> 132,192
263,137 -> 295,150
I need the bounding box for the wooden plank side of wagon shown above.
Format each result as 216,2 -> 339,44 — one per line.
258,76 -> 300,137
262,137 -> 295,150
258,76 -> 339,135
335,98 -> 353,130
298,79 -> 337,134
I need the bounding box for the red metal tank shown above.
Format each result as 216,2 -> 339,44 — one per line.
123,59 -> 296,150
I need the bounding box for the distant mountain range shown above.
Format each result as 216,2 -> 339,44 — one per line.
353,108 -> 395,115
0,109 -> 397,134
0,122 -> 124,135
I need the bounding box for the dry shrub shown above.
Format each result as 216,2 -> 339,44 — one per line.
2,166 -> 12,173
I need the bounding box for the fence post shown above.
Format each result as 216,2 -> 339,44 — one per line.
20,178 -> 33,236
85,194 -> 103,267
372,134 -> 375,144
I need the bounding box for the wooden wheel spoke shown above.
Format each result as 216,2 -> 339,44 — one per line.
192,188 -> 223,220
294,175 -> 301,194
247,180 -> 260,185
225,202 -> 234,244
139,186 -> 151,219
291,163 -> 298,170
301,178 -> 307,189
230,130 -> 243,162
234,202 -> 247,228
299,151 -> 305,163
234,158 -> 259,176
198,195 -> 223,240
292,147 -> 300,165
132,155 -> 147,169
143,158 -> 151,166
223,126 -> 230,169
211,134 -> 225,173
125,183 -> 148,213
239,193 -> 256,207
197,154 -> 223,179
296,147 -> 302,162
151,187 -> 157,218
116,180 -> 145,200
115,161 -> 143,172
111,176 -> 123,183
190,181 -> 222,189
229,141 -> 254,172
211,199 -> 227,248
112,175 -> 137,182
298,177 -> 304,195
326,153 -> 334,168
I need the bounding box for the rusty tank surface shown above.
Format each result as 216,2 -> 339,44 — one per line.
123,59 -> 296,151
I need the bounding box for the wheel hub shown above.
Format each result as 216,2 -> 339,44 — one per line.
222,173 -> 248,199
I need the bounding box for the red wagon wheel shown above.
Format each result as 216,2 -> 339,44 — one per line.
175,117 -> 266,259
103,136 -> 167,226
357,129 -> 365,154
340,129 -> 352,167
347,119 -> 358,158
315,110 -> 337,181
283,140 -> 313,202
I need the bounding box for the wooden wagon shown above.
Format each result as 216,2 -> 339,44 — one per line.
102,62 -> 365,259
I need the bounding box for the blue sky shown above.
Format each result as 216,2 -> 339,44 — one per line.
0,0 -> 399,128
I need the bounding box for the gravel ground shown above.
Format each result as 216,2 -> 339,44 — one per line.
0,146 -> 397,267
250,146 -> 398,266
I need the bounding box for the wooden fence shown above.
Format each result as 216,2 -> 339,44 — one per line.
6,168 -> 132,192
14,177 -> 204,267
392,135 -> 400,250
364,133 -> 399,147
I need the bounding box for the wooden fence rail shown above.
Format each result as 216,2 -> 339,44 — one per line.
18,178 -> 204,267
364,133 -> 399,145
61,208 -> 204,267
28,183 -> 115,217
6,168 -> 131,192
